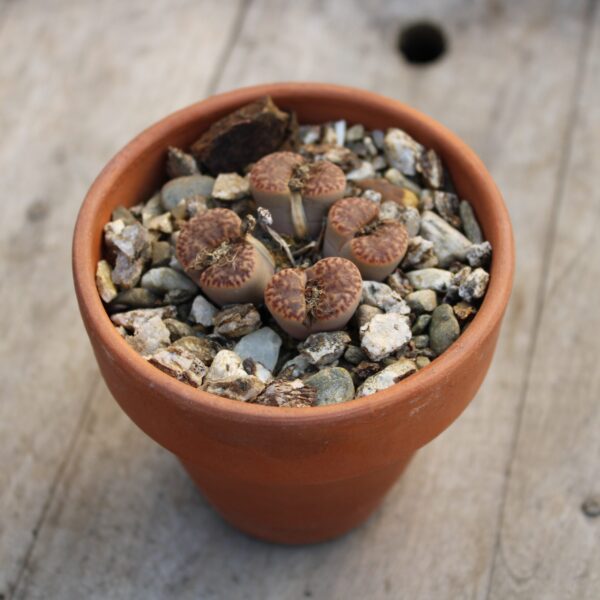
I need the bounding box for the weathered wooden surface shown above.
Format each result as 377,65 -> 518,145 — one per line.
1,0 -> 598,598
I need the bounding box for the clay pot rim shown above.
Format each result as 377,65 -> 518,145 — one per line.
73,82 -> 514,426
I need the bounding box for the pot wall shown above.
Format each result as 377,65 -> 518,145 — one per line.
74,83 -> 514,543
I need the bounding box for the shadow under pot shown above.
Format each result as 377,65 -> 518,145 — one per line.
323,196 -> 409,281
176,208 -> 275,306
249,151 -> 346,239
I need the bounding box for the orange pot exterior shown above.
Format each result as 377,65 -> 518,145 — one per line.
73,83 -> 515,544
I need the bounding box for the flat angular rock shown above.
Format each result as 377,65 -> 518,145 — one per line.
384,128 -> 423,176
466,241 -> 492,268
299,331 -> 351,366
141,267 -> 197,294
305,367 -> 355,405
360,312 -> 412,361
96,259 -> 117,303
166,146 -> 199,178
213,303 -> 261,338
204,350 -> 270,401
459,199 -> 483,244
420,210 -> 472,267
405,268 -> 452,293
356,358 -> 417,397
172,336 -> 221,365
191,96 -> 290,175
254,379 -> 316,408
128,314 -> 171,357
148,346 -> 207,387
212,173 -> 250,201
110,306 -> 177,331
234,327 -> 282,371
402,236 -> 438,269
361,281 -> 410,314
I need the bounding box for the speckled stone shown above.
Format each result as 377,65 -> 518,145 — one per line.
305,367 -> 355,406
429,304 -> 460,355
356,358 -> 417,397
299,331 -> 351,366
360,312 -> 412,361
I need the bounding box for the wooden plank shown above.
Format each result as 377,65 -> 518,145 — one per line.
0,0 -> 244,597
1,1 -> 593,599
488,1 -> 600,598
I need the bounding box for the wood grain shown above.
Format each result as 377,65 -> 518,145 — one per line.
488,1 -> 600,597
0,0 -> 598,598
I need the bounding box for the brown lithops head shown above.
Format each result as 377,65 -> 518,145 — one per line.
323,197 -> 409,281
265,257 -> 362,339
249,151 -> 345,239
176,208 -> 274,306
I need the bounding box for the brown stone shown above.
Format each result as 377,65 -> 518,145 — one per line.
190,96 -> 290,175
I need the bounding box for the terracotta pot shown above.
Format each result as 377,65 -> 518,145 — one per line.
73,83 -> 514,544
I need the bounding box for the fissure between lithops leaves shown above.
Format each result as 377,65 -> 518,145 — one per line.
304,280 -> 323,324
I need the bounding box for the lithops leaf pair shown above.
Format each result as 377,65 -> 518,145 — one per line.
323,197 -> 409,281
249,151 -> 345,239
176,208 -> 275,306
265,257 -> 362,339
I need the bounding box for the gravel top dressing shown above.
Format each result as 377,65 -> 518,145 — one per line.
96,96 -> 491,408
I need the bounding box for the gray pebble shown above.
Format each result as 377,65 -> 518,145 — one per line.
411,314 -> 432,335
420,210 -> 472,267
189,294 -> 218,327
415,356 -> 431,369
234,327 -> 282,371
406,268 -> 452,292
113,287 -> 160,309
161,175 -> 215,211
406,289 -> 438,314
305,368 -> 355,406
459,200 -> 483,244
151,240 -> 172,266
429,304 -> 460,355
166,146 -> 200,178
277,354 -> 313,380
344,345 -> 368,365
141,267 -> 197,294
413,334 -> 430,349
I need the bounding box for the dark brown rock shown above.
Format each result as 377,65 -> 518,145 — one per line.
190,96 -> 290,175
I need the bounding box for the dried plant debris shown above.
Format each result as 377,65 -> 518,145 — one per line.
97,96 -> 492,405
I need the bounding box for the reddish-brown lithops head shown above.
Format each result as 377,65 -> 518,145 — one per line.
176,208 -> 274,306
265,257 -> 362,339
250,151 -> 345,238
324,197 -> 408,281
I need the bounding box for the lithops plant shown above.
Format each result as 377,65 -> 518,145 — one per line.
264,257 -> 362,339
249,151 -> 346,239
323,197 -> 409,281
176,208 -> 275,306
